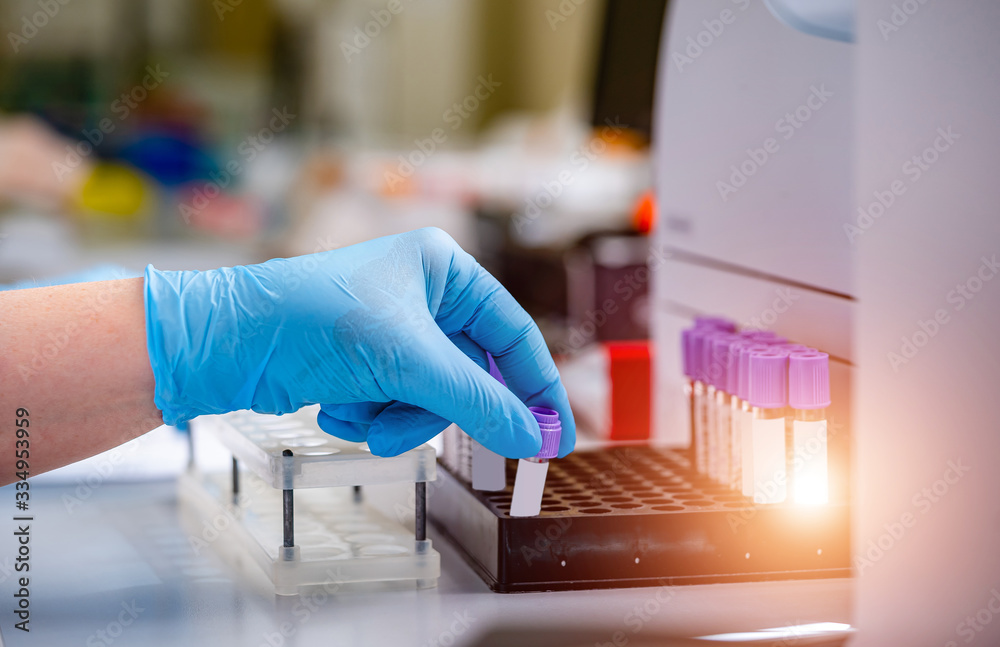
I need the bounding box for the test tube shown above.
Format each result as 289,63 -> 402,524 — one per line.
681,327 -> 697,457
738,343 -> 770,496
472,354 -> 509,491
700,331 -> 723,479
510,407 -> 562,517
789,351 -> 831,504
726,340 -> 749,490
689,327 -> 711,474
709,334 -> 740,483
748,349 -> 789,504
689,318 -> 736,475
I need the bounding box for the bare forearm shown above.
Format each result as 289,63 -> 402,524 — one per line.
0,278 -> 162,483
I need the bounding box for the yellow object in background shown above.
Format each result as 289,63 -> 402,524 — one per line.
77,163 -> 147,219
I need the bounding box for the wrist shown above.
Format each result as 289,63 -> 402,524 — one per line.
144,264 -> 280,425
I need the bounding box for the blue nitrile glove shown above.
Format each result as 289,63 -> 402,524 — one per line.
144,227 -> 575,458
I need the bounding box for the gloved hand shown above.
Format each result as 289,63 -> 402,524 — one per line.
144,227 -> 575,458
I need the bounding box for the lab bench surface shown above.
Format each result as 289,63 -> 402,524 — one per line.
0,481 -> 851,646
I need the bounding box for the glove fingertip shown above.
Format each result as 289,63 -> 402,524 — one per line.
366,436 -> 401,458
316,410 -> 370,443
478,402 -> 541,459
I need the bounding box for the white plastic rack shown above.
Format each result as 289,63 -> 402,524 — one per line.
179,407 -> 439,595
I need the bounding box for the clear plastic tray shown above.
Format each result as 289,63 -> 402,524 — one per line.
198,407 -> 436,489
179,469 -> 440,595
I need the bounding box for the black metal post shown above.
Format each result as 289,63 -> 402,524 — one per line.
415,482 -> 426,542
282,449 -> 294,548
231,456 -> 240,502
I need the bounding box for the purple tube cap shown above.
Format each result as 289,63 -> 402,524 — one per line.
529,407 -> 561,459
681,328 -> 695,379
708,334 -> 740,390
748,350 -> 789,409
689,327 -> 712,382
789,352 -> 831,409
737,343 -> 771,401
773,343 -> 811,354
694,316 -> 737,332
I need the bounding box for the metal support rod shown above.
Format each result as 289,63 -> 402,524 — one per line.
282,449 -> 294,548
185,424 -> 195,469
353,485 -> 362,504
231,456 -> 240,501
415,482 -> 426,542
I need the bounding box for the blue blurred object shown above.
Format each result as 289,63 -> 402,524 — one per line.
117,131 -> 219,187
143,228 -> 576,459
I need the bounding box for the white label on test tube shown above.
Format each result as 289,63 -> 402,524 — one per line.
740,406 -> 754,497
793,419 -> 828,504
705,385 -> 717,478
510,459 -> 549,517
729,399 -> 742,490
751,417 -> 786,504
471,440 -> 507,491
715,393 -> 730,484
694,382 -> 707,473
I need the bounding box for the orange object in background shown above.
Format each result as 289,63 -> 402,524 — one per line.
606,340 -> 651,441
632,190 -> 657,234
